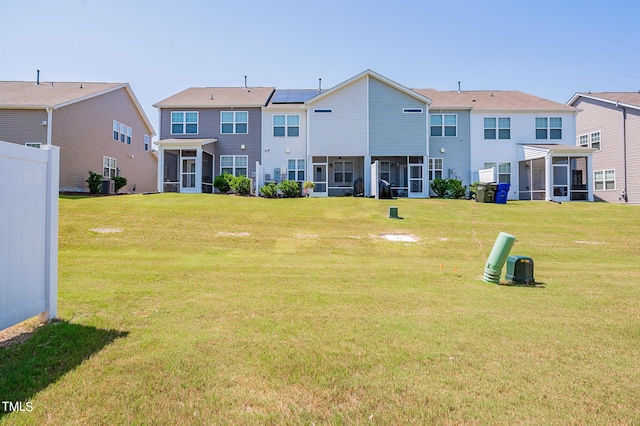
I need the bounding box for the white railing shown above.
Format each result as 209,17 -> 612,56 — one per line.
0,141 -> 59,330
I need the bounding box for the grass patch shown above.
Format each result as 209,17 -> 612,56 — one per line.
2,195 -> 639,424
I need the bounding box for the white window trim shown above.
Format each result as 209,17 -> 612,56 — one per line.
273,114 -> 300,137
429,158 -> 443,181
144,134 -> 150,151
103,156 -> 117,178
171,111 -> 199,135
594,169 -> 615,191
220,155 -> 248,177
333,160 -> 354,184
484,117 -> 511,140
221,111 -> 248,134
484,162 -> 511,184
287,158 -> 306,181
429,113 -> 457,137
590,131 -> 601,151
578,134 -> 589,147
536,117 -> 562,140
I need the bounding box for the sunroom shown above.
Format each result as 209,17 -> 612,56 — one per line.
156,138 -> 216,193
518,144 -> 595,202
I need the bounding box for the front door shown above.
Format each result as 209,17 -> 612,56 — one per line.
313,163 -> 327,196
181,157 -> 197,193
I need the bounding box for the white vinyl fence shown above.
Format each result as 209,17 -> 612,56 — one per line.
0,141 -> 59,330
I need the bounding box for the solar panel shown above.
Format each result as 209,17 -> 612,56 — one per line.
271,89 -> 319,104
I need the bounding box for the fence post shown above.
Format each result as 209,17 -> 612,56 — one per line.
39,145 -> 60,322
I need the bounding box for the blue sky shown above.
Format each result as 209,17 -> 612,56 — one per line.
2,0 -> 639,134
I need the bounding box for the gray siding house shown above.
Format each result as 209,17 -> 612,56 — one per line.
0,81 -> 157,193
568,92 -> 640,204
306,70 -> 432,197
154,87 -> 275,193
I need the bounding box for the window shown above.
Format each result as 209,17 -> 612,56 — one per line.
113,120 -> 119,140
220,155 -> 248,177
144,134 -> 150,151
590,131 -> 601,150
273,115 -> 300,137
288,159 -> 306,181
103,156 -> 117,178
594,169 -> 615,190
334,161 -> 354,184
126,126 -> 132,145
430,114 -> 456,137
536,117 -> 562,140
485,117 -> 511,139
484,162 -> 511,184
120,123 -> 126,143
171,111 -> 198,134
403,108 -> 423,113
221,111 -> 248,134
380,161 -> 390,182
429,158 -> 443,180
25,142 -> 42,148
578,134 -> 588,147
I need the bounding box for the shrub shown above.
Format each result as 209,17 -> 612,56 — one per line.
213,173 -> 234,193
112,176 -> 127,193
260,183 -> 278,198
448,179 -> 467,199
231,175 -> 252,196
279,180 -> 301,198
430,178 -> 467,199
430,178 -> 449,198
86,171 -> 103,194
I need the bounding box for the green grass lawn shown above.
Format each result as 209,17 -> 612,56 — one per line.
2,194 -> 639,424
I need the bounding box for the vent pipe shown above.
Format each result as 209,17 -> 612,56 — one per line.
244,75 -> 247,89
457,81 -> 461,93
37,70 -> 40,85
319,78 -> 322,93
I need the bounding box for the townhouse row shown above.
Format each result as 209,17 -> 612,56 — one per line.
5,70 -> 636,202
155,70 -> 595,202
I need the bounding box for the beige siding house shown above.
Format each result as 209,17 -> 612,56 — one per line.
568,92 -> 640,204
0,80 -> 157,193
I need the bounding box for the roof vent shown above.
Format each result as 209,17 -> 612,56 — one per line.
36,69 -> 40,85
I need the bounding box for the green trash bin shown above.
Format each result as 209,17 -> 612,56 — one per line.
476,183 -> 495,203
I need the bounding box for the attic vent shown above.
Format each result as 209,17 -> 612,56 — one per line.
314,109 -> 332,113
403,108 -> 423,113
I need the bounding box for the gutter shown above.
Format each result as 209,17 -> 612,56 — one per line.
617,102 -> 629,202
46,107 -> 53,145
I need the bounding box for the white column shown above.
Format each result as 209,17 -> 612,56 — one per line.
545,154 -> 552,201
195,148 -> 203,193
587,154 -> 594,201
364,155 -> 371,197
157,145 -> 164,193
40,145 -> 59,322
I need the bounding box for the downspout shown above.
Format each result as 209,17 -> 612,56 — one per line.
621,105 -> 628,202
46,107 -> 53,145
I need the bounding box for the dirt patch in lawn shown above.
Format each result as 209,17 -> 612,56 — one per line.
91,228 -> 123,234
380,233 -> 419,242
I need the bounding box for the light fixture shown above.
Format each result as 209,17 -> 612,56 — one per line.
240,144 -> 246,150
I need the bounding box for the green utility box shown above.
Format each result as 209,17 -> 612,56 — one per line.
476,183 -> 496,203
505,255 -> 535,285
